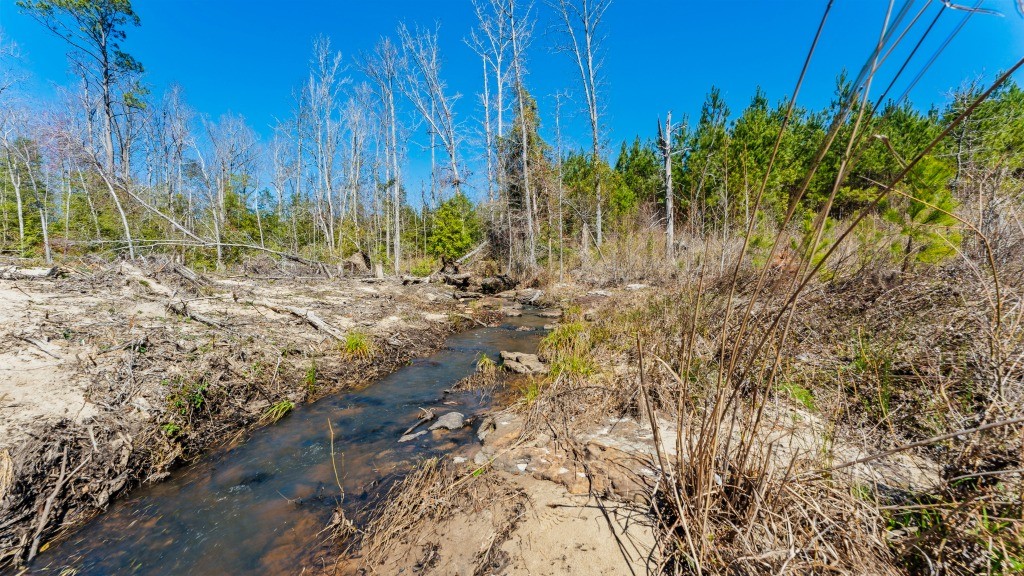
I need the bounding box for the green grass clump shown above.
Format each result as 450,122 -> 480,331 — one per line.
520,379 -> 542,405
409,258 -> 437,277
540,321 -> 587,355
342,332 -> 373,359
304,361 -> 319,395
779,381 -> 816,411
262,400 -> 295,423
476,353 -> 497,375
551,353 -> 596,377
166,377 -> 209,418
540,319 -> 598,380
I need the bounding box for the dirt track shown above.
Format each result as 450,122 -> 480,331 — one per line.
0,258 -> 485,569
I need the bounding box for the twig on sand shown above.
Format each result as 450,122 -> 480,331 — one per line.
16,336 -> 61,360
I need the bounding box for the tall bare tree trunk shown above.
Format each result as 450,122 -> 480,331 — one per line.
507,0 -> 535,269
659,112 -> 675,261
390,90 -> 401,273
480,54 -> 494,205
555,93 -> 566,281
25,162 -> 51,264
554,0 -> 610,248
4,150 -> 25,255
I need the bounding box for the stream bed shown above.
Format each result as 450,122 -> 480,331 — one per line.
34,312 -> 547,574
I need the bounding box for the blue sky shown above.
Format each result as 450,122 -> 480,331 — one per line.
1,0 -> 1022,198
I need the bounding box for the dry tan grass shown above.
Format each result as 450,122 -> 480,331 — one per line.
353,457 -> 528,575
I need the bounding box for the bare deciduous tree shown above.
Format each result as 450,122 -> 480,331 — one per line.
195,114 -> 257,269
302,36 -> 349,253
658,112 -> 675,260
398,23 -> 465,198
144,84 -> 193,229
467,0 -> 513,203
506,0 -> 538,268
1,110 -> 27,255
0,31 -> 23,116
361,38 -> 405,273
551,0 -> 610,248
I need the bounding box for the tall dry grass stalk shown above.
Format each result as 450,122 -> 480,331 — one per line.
637,3 -> 1024,574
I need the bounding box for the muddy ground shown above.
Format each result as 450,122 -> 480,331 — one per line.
0,257 -> 496,570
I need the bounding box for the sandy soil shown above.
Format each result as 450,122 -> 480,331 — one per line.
0,258 -> 488,569
350,407 -> 661,576
0,284 -> 103,452
351,350 -> 942,576
367,471 -> 656,576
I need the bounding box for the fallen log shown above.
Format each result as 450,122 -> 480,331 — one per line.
401,274 -> 431,285
456,241 -> 488,265
172,264 -> 210,288
442,272 -> 473,289
120,263 -> 226,329
120,262 -> 175,298
166,300 -> 225,329
250,300 -> 347,341
479,274 -> 516,295
0,266 -> 62,280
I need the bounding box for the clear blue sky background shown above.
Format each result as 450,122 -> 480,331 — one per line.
1,0 -> 1022,198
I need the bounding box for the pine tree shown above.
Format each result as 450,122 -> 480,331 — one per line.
428,192 -> 479,260
882,155 -> 961,271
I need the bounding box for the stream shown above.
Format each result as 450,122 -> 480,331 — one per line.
33,312 -> 548,575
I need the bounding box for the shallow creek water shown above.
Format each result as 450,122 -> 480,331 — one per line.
34,312 -> 548,575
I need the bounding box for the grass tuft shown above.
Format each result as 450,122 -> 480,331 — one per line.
262,400 -> 294,424
342,331 -> 373,359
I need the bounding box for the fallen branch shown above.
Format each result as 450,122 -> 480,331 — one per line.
27,447 -> 92,563
822,416 -> 1024,475
250,300 -> 347,341
16,336 -> 62,360
166,300 -> 225,329
454,313 -> 486,327
118,262 -> 226,329
119,262 -> 174,298
456,241 -> 488,264
171,264 -> 210,288
442,272 -> 473,288
401,408 -> 436,437
0,266 -> 62,280
98,337 -> 148,355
